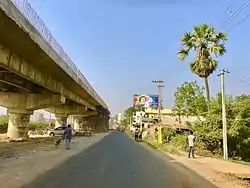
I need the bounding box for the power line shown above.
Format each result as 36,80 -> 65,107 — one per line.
221,0 -> 250,31
226,11 -> 250,32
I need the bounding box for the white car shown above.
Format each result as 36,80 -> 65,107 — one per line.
46,126 -> 76,137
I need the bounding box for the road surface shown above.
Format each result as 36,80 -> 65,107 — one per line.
22,131 -> 217,188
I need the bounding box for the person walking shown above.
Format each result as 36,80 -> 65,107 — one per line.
188,131 -> 195,158
134,127 -> 139,141
64,124 -> 75,150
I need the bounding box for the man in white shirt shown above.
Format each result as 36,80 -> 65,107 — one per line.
188,131 -> 195,158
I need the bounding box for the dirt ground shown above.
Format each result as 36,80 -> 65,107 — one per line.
0,136 -> 59,158
166,154 -> 250,188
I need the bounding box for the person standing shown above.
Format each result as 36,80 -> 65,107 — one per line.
64,124 -> 74,150
188,131 -> 195,158
134,127 -> 139,141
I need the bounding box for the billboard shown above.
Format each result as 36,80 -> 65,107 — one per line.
133,94 -> 158,109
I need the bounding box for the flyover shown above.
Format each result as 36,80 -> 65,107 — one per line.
0,0 -> 110,139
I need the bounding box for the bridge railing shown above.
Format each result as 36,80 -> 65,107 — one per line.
77,71 -> 106,108
9,0 -> 106,108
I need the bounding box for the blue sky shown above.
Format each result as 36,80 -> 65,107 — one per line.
2,0 -> 250,115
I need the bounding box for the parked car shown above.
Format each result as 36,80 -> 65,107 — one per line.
46,126 -> 76,137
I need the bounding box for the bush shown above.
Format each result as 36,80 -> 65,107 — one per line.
28,122 -> 49,130
0,115 -> 8,133
169,133 -> 187,151
188,114 -> 223,156
0,115 -> 49,133
161,133 -> 187,154
162,126 -> 175,143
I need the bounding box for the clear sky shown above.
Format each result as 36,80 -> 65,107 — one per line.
2,0 -> 250,115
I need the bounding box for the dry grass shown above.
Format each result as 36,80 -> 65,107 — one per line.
220,172 -> 250,188
0,137 -> 58,158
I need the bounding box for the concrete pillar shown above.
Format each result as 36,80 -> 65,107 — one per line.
87,114 -> 108,132
103,116 -> 109,131
87,116 -> 96,132
55,115 -> 68,128
73,115 -> 86,131
7,109 -> 32,140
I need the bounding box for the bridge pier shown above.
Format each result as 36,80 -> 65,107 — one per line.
0,92 -> 65,139
83,114 -> 109,133
7,109 -> 32,140
72,115 -> 86,131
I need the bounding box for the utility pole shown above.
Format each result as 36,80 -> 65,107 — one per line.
152,80 -> 164,144
218,69 -> 230,160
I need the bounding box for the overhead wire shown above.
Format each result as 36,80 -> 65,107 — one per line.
221,0 -> 250,32
221,1 -> 250,85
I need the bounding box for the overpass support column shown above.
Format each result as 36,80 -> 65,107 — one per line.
85,115 -> 108,132
102,116 -> 109,131
85,116 -> 97,132
72,115 -> 86,131
55,115 -> 68,128
7,109 -> 32,140
99,115 -> 109,132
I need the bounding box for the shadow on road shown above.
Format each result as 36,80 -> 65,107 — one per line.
21,132 -> 218,188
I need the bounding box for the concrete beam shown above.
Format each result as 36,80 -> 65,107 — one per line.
0,2 -> 107,108
0,71 -> 33,92
0,92 -> 66,110
45,104 -> 88,117
0,43 -> 95,110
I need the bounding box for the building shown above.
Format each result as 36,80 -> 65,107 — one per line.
145,108 -> 173,119
117,113 -> 122,125
145,108 -> 203,128
132,111 -> 145,126
30,110 -> 45,122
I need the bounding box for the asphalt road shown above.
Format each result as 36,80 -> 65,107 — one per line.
22,131 -> 217,188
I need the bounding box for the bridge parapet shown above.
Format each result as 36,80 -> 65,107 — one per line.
8,0 -> 107,108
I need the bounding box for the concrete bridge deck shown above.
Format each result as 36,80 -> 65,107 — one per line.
0,0 -> 110,139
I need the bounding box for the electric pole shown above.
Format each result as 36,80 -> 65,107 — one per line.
218,69 -> 230,160
152,80 -> 164,144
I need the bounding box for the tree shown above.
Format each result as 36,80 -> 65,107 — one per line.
0,115 -> 8,133
173,81 -> 207,123
177,24 -> 228,109
121,107 -> 136,127
188,94 -> 250,161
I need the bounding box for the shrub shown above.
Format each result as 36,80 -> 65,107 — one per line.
0,115 -> 8,133
162,126 -> 175,143
169,133 -> 187,151
0,115 -> 49,133
29,122 -> 49,130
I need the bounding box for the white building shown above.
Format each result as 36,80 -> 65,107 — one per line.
132,111 -> 146,126
117,113 -> 122,125
30,110 -> 45,122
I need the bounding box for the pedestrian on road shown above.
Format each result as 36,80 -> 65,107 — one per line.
64,124 -> 74,150
188,131 -> 195,158
135,127 -> 139,141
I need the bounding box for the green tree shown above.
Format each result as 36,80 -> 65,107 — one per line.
121,107 -> 136,127
177,24 -> 227,108
189,94 -> 250,161
0,115 -> 8,133
173,81 -> 207,122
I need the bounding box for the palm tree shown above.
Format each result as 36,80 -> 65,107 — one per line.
177,24 -> 228,109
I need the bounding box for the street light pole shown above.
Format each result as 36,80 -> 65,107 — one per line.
152,80 -> 164,144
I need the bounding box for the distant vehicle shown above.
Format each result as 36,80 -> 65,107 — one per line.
117,127 -> 125,132
46,126 -> 76,137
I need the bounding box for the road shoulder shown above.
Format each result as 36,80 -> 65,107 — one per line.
143,139 -> 250,188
